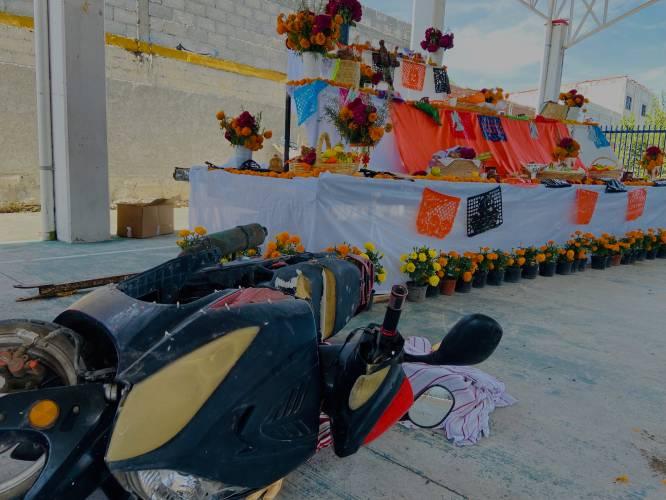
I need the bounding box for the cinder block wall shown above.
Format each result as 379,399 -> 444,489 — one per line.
0,1 -> 410,205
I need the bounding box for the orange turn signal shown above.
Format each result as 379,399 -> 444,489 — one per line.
28,400 -> 60,429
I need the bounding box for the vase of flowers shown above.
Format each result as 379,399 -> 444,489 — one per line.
325,0 -> 362,45
277,8 -> 343,78
325,96 -> 392,159
640,146 -> 664,179
420,27 -> 454,55
559,89 -> 589,120
216,110 -> 272,167
553,137 -> 581,167
401,247 -> 440,302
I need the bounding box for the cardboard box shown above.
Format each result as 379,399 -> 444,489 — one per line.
116,199 -> 174,238
539,101 -> 568,121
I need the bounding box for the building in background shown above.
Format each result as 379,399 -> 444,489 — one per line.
510,76 -> 658,126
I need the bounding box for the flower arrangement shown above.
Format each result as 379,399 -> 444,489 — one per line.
360,63 -> 382,87
264,232 -> 305,258
362,242 -> 386,284
639,145 -> 664,176
400,247 -> 441,287
325,0 -> 362,26
277,9 -> 343,53
558,240 -> 578,263
176,226 -> 207,250
521,246 -> 540,267
216,110 -> 272,152
324,96 -> 391,147
480,88 -> 506,104
559,89 -> 589,108
539,240 -> 559,263
420,27 -> 454,53
553,137 -> 581,162
490,250 -> 512,271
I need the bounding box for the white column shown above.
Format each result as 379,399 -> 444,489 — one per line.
537,18 -> 569,111
410,0 -> 446,64
49,0 -> 110,242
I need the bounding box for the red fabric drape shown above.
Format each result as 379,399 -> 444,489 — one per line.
390,102 -> 584,175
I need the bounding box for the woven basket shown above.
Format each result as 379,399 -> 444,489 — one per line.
587,156 -> 622,180
438,158 -> 480,178
537,169 -> 585,181
288,162 -> 314,175
313,133 -> 360,175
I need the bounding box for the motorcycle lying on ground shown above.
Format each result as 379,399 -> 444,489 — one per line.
0,224 -> 503,500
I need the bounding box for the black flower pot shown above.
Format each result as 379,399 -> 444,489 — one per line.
629,251 -> 637,264
605,255 -> 612,268
456,279 -> 472,293
556,261 -> 573,275
522,263 -> 539,280
577,258 -> 587,272
591,255 -> 607,269
487,269 -> 505,286
505,266 -> 522,283
620,253 -> 631,265
636,249 -> 646,261
646,248 -> 657,260
657,247 -> 666,259
472,270 -> 488,288
426,285 -> 440,297
570,260 -> 578,273
539,261 -> 556,277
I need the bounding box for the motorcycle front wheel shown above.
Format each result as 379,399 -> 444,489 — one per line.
0,319 -> 78,499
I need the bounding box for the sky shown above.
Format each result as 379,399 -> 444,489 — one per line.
361,0 -> 666,98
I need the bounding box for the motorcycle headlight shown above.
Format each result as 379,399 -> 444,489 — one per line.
116,469 -> 250,500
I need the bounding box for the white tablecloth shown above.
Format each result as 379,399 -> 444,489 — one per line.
190,167 -> 666,292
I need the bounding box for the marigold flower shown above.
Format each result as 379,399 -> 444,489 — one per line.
194,226 -> 207,236
429,275 -> 440,287
178,229 -> 191,238
433,262 -> 442,272
289,235 -> 301,245
296,244 -> 305,253
418,253 -> 427,262
364,242 -> 376,252
462,271 -> 473,282
406,262 -> 416,273
264,130 -> 273,139
338,243 -> 350,255
377,273 -> 386,283
400,254 -> 408,262
428,249 -> 437,258
215,110 -> 225,121
410,252 -> 417,260
518,257 -> 526,266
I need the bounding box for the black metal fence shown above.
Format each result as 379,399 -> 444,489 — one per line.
603,125 -> 666,176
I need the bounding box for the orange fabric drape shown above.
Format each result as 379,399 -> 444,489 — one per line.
390,102 -> 584,175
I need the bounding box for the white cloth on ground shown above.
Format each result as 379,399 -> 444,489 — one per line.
402,336 -> 517,446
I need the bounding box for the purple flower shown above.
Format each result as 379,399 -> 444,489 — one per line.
439,33 -> 453,49
459,147 -> 476,160
326,0 -> 362,23
237,111 -> 255,129
313,14 -> 332,34
420,40 -> 428,50
560,137 -> 574,149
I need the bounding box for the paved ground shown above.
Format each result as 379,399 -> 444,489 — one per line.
0,209 -> 190,243
1,238 -> 665,499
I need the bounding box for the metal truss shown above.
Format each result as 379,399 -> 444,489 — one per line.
516,0 -> 663,47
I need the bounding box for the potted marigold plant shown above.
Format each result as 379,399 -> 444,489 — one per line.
571,231 -> 592,271
644,229 -> 658,260
487,250 -> 509,286
505,249 -> 525,283
176,226 -> 208,252
631,230 -> 646,261
521,246 -> 541,279
276,8 -> 343,77
264,232 -> 305,258
590,236 -> 611,269
436,252 -> 456,295
400,247 -> 440,302
455,253 -> 477,293
216,110 -> 272,167
656,228 -> 666,259
472,248 -> 491,289
556,243 -> 577,275
538,241 -> 558,277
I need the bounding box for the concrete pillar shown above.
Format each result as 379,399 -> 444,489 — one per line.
537,19 -> 569,110
49,0 -> 110,242
410,0 -> 446,64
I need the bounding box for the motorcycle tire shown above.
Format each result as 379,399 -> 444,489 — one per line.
0,319 -> 79,500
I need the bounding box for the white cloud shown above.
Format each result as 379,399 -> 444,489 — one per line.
642,66 -> 666,94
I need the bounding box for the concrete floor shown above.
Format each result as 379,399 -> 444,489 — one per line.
1,238 -> 665,499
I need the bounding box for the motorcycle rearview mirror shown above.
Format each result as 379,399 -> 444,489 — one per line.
403,314 -> 503,366
408,385 -> 454,428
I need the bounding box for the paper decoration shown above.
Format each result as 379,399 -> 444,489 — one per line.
402,60 -> 426,91
589,125 -> 611,148
416,188 -> 460,239
574,189 -> 599,225
433,67 -> 451,94
334,59 -> 361,87
446,111 -> 476,140
529,121 -> 539,139
293,80 -> 327,126
339,86 -> 350,103
626,188 -> 647,221
478,115 -> 507,142
466,187 -> 503,237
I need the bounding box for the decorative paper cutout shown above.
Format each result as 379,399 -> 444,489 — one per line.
529,121 -> 539,139
433,67 -> 451,94
478,115 -> 507,142
589,125 -> 611,148
293,80 -> 327,125
416,188 -> 460,239
574,189 -> 599,225
334,59 -> 361,87
402,60 -> 426,91
626,188 -> 647,221
466,187 -> 503,237
446,111 -> 476,140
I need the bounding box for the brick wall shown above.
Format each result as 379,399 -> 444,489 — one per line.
2,1 -> 411,72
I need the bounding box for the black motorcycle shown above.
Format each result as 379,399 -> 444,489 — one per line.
0,224 -> 502,499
